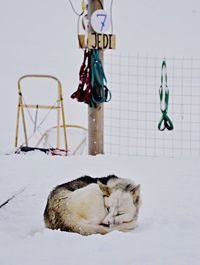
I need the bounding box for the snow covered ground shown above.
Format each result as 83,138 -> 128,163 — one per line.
0,1 -> 200,264
1,153 -> 200,265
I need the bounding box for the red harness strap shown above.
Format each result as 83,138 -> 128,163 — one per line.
71,50 -> 90,103
71,50 -> 97,108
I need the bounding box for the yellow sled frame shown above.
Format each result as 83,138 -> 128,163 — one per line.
15,74 -> 68,154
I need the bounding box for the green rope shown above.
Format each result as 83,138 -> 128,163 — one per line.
90,49 -> 111,105
91,49 -> 106,87
158,60 -> 174,131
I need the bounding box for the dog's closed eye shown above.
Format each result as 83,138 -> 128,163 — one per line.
116,212 -> 125,216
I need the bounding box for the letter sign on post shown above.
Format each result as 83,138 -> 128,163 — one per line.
88,33 -> 116,49
78,9 -> 116,50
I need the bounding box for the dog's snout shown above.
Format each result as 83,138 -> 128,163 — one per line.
101,219 -> 113,227
100,222 -> 110,227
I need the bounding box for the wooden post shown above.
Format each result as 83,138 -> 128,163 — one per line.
88,0 -> 104,155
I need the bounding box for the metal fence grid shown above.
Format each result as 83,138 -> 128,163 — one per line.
104,53 -> 200,157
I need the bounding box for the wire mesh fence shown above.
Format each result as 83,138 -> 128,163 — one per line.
104,53 -> 200,157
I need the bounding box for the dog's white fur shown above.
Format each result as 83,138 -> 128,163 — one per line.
104,190 -> 136,225
44,177 -> 141,236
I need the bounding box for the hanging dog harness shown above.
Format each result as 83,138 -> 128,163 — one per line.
158,60 -> 174,131
90,49 -> 111,105
71,49 -> 111,108
71,49 -> 92,105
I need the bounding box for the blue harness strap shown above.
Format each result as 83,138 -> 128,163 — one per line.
90,49 -> 111,105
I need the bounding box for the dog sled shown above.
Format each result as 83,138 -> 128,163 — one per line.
15,75 -> 87,156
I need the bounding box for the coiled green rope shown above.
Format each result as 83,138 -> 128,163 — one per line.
91,49 -> 111,105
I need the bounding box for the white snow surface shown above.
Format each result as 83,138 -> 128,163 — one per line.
0,153 -> 200,265
0,1 -> 200,263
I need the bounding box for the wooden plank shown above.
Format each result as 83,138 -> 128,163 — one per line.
88,33 -> 116,49
78,33 -> 116,49
78,35 -> 86,49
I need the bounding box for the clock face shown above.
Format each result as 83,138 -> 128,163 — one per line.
91,9 -> 110,34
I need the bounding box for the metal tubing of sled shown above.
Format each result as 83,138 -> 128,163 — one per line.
15,74 -> 68,153
18,104 -> 60,110
88,0 -> 104,155
35,124 -> 87,155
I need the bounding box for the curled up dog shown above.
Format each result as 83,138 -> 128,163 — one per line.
44,175 -> 141,236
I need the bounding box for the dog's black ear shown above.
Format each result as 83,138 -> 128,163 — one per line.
129,184 -> 140,204
126,183 -> 140,192
98,181 -> 111,197
131,184 -> 140,194
126,183 -> 140,195
126,184 -> 134,191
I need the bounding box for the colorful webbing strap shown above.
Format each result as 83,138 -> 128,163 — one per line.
71,49 -> 111,108
90,49 -> 111,104
71,50 -> 90,102
158,60 -> 174,131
